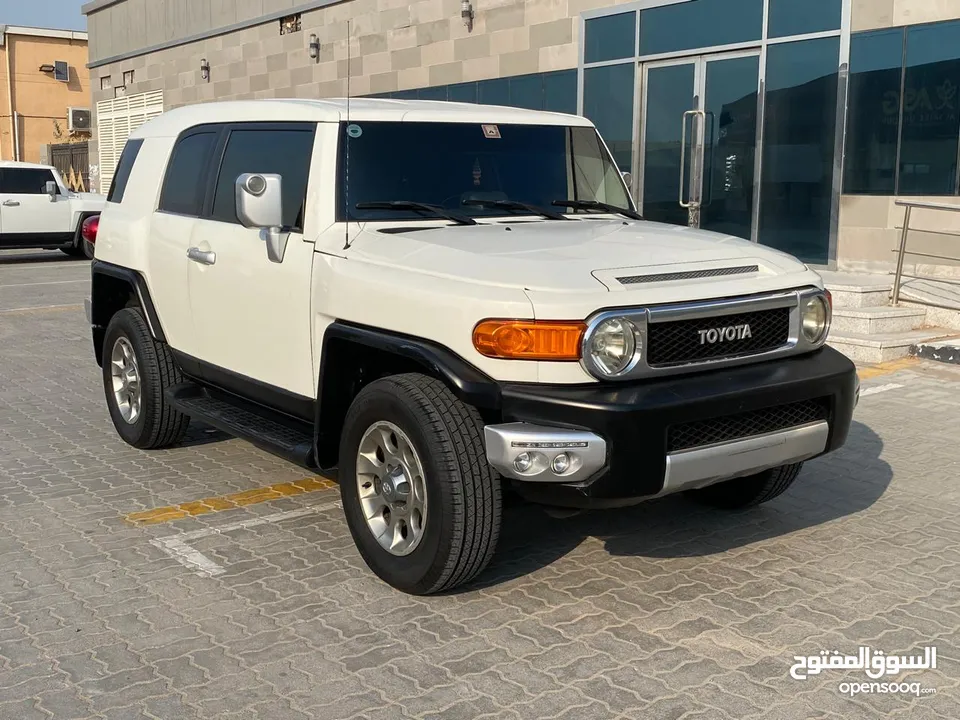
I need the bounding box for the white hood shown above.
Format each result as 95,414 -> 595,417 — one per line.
347,218 -> 816,298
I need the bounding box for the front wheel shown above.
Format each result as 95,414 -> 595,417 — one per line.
339,374 -> 502,595
686,463 -> 803,509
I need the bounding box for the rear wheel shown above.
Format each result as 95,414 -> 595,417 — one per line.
686,463 -> 803,509
102,308 -> 189,449
339,374 -> 501,595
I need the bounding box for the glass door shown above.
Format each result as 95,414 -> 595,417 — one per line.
639,51 -> 760,241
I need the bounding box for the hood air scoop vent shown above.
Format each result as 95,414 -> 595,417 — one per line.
617,264 -> 759,285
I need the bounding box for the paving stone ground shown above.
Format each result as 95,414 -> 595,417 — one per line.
1,249 -> 958,719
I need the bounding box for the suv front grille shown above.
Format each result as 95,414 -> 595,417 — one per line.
667,399 -> 828,453
647,306 -> 790,366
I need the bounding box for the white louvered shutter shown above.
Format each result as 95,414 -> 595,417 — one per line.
95,91 -> 164,194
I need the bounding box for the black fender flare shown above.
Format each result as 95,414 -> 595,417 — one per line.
90,260 -> 166,365
313,321 -> 502,469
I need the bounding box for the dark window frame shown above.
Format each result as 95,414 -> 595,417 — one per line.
206,121 -> 317,233
107,138 -> 144,204
158,124 -> 223,217
0,167 -> 59,195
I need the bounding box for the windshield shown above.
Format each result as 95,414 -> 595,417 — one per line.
338,122 -> 631,222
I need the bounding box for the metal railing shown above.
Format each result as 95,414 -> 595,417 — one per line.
892,199 -> 960,305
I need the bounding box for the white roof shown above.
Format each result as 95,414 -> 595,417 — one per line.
131,98 -> 594,138
0,160 -> 54,170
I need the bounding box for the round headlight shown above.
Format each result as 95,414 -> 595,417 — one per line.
587,317 -> 639,376
801,295 -> 829,343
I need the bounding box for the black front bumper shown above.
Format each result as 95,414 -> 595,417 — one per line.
499,346 -> 857,508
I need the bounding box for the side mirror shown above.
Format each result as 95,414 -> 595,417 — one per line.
235,173 -> 287,264
621,171 -> 633,189
45,181 -> 58,199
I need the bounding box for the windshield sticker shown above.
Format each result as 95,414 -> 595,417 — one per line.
482,124 -> 501,139
472,158 -> 482,186
346,123 -> 363,138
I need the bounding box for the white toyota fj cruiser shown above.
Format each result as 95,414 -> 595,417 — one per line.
0,161 -> 104,257
88,99 -> 858,594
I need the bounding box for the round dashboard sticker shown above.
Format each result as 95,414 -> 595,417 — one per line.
346,124 -> 363,138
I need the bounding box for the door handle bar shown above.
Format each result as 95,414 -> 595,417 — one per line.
679,109 -> 705,209
2,200 -> 20,207
187,247 -> 216,265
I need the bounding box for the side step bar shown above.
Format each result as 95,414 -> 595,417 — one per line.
165,383 -> 316,468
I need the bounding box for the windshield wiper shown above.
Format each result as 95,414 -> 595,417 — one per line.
552,200 -> 644,221
462,198 -> 569,221
355,201 -> 477,226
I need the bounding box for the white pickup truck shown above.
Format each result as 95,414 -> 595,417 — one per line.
87,99 -> 858,594
0,161 -> 104,257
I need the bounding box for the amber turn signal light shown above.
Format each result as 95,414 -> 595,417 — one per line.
473,319 -> 586,361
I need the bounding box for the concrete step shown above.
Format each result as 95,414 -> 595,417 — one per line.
831,306 -> 927,335
819,271 -> 891,309
899,278 -> 960,331
911,336 -> 960,365
828,328 -> 955,364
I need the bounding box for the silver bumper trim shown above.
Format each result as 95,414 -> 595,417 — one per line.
659,421 -> 829,497
484,423 -> 606,483
84,298 -> 92,324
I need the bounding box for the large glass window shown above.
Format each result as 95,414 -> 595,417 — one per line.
844,29 -> 904,195
759,37 -> 840,264
583,63 -> 635,170
898,21 -> 960,196
584,12 -> 636,63
544,71 -> 577,114
211,128 -> 315,230
767,0 -> 842,39
107,138 -> 144,204
159,131 -> 218,216
0,168 -> 58,194
339,122 -> 629,222
639,0 -> 762,57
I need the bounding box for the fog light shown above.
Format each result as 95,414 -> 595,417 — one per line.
551,453 -> 571,474
514,452 -> 533,473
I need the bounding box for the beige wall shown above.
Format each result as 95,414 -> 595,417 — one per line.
853,0 -> 960,32
0,34 -> 90,164
838,195 -> 960,273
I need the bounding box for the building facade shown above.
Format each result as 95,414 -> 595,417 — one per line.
0,26 -> 91,177
83,0 -> 960,270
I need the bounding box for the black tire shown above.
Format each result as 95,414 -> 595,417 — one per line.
102,308 -> 189,449
339,373 -> 502,595
686,463 -> 803,509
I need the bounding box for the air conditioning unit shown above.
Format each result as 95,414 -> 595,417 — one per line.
68,107 -> 92,133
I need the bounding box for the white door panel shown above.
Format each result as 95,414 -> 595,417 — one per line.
187,222 -> 315,397
146,213 -> 195,354
1,195 -> 73,235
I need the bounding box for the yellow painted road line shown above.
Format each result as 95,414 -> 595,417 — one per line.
125,476 -> 337,526
856,356 -> 920,380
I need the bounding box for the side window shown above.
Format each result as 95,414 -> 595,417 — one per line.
107,138 -> 144,204
158,131 -> 218,216
211,128 -> 315,230
0,168 -> 58,195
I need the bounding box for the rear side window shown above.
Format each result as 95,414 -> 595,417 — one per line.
211,127 -> 315,230
158,131 -> 218,216
0,168 -> 58,194
107,138 -> 144,204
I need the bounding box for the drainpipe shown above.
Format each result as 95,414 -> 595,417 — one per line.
3,26 -> 18,161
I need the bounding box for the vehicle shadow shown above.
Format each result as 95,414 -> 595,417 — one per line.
0,251 -> 87,265
469,420 -> 891,590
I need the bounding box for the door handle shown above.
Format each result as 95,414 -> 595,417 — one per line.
679,109 -> 705,209
186,247 -> 216,265
2,200 -> 20,207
